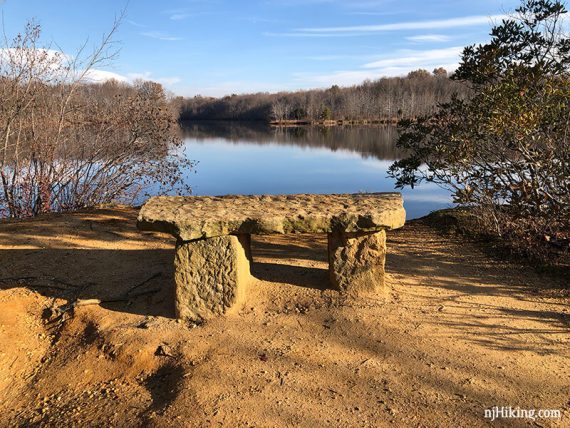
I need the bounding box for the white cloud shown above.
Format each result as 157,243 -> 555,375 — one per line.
303,54 -> 379,61
162,4 -> 217,20
126,19 -> 146,28
362,46 -> 463,69
140,31 -> 183,41
267,0 -> 335,5
294,61 -> 461,86
170,13 -> 191,20
66,68 -> 182,88
1,47 -> 182,92
83,69 -> 129,83
293,46 -> 463,87
341,0 -> 399,9
278,14 -> 506,37
169,11 -> 216,21
264,31 -> 379,38
348,10 -> 411,16
0,48 -> 70,71
376,62 -> 459,77
0,48 -> 124,84
407,34 -> 451,43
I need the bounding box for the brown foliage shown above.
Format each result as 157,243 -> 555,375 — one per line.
0,21 -> 192,218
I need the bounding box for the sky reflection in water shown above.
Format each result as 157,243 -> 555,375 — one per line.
178,123 -> 453,220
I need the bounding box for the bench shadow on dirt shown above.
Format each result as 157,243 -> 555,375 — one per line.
0,247 -> 177,318
0,209 -> 566,334
250,235 -> 331,291
0,209 -> 337,318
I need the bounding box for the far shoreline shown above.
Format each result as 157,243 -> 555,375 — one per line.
179,118 -> 402,127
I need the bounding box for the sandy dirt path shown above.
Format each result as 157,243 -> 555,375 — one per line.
0,207 -> 568,427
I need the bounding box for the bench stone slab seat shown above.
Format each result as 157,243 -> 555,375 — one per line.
138,193 -> 405,241
138,193 -> 405,321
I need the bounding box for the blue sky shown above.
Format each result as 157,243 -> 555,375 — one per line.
1,0 -> 521,97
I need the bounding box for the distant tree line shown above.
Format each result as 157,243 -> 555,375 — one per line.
177,68 -> 470,123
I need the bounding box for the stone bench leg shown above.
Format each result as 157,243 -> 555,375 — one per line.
174,234 -> 252,321
327,230 -> 387,293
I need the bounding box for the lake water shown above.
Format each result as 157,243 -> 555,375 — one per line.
178,122 -> 453,219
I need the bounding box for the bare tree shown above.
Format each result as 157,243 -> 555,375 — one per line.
271,99 -> 290,122
0,20 -> 193,218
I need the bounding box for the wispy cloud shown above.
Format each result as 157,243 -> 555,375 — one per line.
236,16 -> 290,24
0,48 -> 181,88
294,46 -> 463,86
348,10 -> 412,16
303,54 -> 380,61
267,0 -> 395,7
82,70 -> 183,87
266,0 -> 335,5
362,46 -> 463,69
341,0 -> 398,9
140,31 -> 183,41
168,11 -> 214,20
264,31 -> 380,38
0,48 -> 71,70
170,13 -> 191,20
162,4 -> 219,21
297,14 -> 506,33
126,19 -> 146,28
267,14 -> 507,37
406,34 -> 451,43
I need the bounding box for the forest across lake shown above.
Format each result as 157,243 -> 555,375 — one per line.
175,69 -> 468,124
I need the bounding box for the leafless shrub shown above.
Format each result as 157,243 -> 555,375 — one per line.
0,19 -> 192,218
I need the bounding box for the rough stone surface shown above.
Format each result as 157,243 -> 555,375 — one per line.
174,235 -> 251,321
328,230 -> 387,293
137,193 -> 405,241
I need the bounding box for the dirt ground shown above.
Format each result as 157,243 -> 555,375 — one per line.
0,207 -> 568,427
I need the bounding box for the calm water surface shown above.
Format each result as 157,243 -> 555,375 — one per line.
178,122 -> 453,219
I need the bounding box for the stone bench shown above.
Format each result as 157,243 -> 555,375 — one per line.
137,193 -> 406,321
